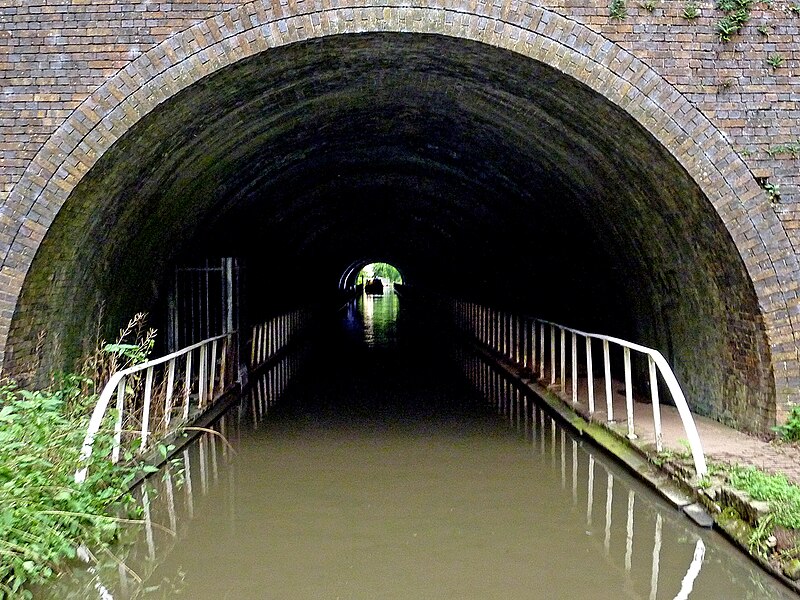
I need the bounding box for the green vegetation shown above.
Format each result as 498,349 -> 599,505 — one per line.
683,1 -> 701,19
646,434 -> 800,569
0,315 -> 156,597
639,0 -> 657,12
610,0 -> 628,19
716,0 -> 754,41
788,3 -> 800,15
0,380 -> 141,598
763,181 -> 781,203
773,405 -> 800,440
748,512 -> 777,554
767,53 -> 785,69
728,466 -> 800,529
767,140 -> 800,157
356,262 -> 403,285
651,440 -> 691,466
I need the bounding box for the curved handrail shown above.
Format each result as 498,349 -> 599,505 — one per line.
75,333 -> 232,483
454,301 -> 708,477
535,318 -> 707,477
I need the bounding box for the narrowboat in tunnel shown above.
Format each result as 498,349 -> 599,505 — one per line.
364,278 -> 385,295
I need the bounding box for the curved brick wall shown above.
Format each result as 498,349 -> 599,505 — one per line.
1,0 -> 798,430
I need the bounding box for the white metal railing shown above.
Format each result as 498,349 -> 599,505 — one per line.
75,332 -> 236,483
452,300 -> 707,477
462,347 -> 712,599
250,308 -> 309,370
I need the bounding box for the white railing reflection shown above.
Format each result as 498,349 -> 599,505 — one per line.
456,349 -> 711,600
72,412 -> 239,599
676,539 -> 706,600
452,300 -> 708,477
248,350 -> 305,427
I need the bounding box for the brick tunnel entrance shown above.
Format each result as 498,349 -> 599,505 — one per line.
0,31 -> 782,433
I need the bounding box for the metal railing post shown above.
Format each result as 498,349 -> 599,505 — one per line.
112,378 -> 125,464
141,366 -> 154,451
522,316 -> 528,368
209,339 -> 218,403
623,346 -> 635,440
184,350 -> 192,420
572,331 -> 578,404
539,321 -> 545,377
560,327 -> 566,395
164,358 -> 175,429
198,344 -> 207,409
586,337 -> 595,414
550,324 -> 556,385
603,340 -> 613,422
649,356 -> 663,452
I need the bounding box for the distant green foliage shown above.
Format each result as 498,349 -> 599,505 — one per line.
716,0 -> 754,41
728,466 -> 800,529
356,262 -> 403,285
610,0 -> 628,19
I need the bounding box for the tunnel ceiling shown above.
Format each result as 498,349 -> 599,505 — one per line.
9,32 -> 774,431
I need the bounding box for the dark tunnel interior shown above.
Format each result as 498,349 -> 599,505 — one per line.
5,32 -> 775,431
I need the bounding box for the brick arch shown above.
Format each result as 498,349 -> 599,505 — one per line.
1,0 -> 798,408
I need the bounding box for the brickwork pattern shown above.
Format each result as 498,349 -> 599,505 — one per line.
0,0 -> 798,419
2,1 -> 798,220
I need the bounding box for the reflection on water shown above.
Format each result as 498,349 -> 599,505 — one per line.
452,351 -> 782,600
349,292 -> 400,348
45,305 -> 796,600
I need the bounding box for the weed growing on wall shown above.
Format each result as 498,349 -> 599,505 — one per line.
683,1 -> 701,19
767,53 -> 785,69
610,0 -> 628,19
766,140 -> 800,157
716,0 -> 754,40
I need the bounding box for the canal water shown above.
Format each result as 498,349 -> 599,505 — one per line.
47,292 -> 796,599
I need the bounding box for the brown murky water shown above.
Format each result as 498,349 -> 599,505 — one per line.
47,294 -> 797,599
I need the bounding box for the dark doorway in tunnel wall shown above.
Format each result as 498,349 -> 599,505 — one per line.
165,258 -> 242,352
4,32 -> 774,432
